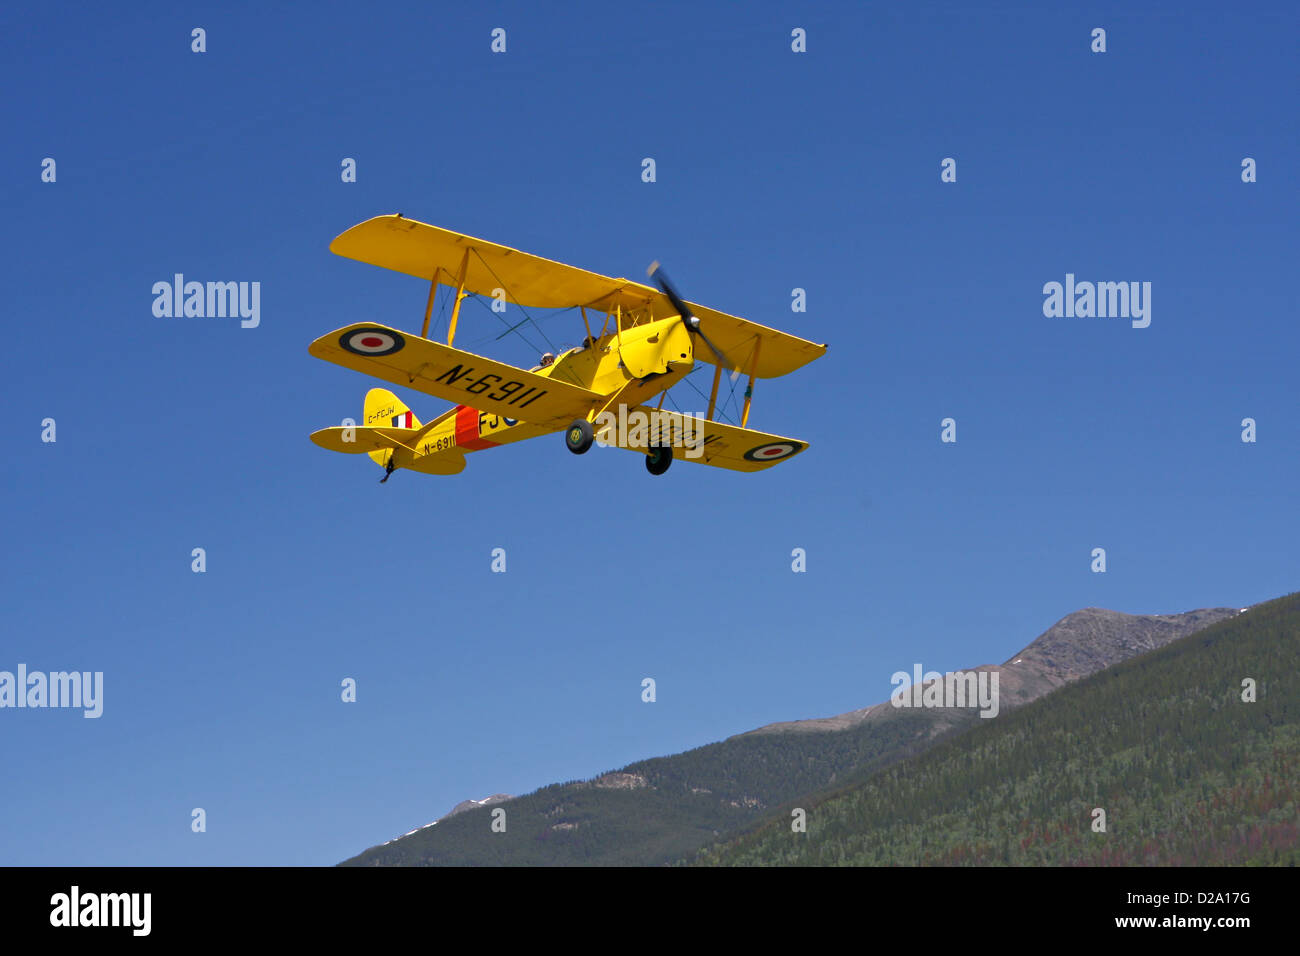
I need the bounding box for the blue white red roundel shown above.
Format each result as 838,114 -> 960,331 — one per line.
743,441 -> 804,462
340,328 -> 405,356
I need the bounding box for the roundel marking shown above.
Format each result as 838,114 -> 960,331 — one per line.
340,327 -> 406,356
743,441 -> 803,462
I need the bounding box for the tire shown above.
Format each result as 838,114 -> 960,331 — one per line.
565,419 -> 594,455
646,445 -> 672,476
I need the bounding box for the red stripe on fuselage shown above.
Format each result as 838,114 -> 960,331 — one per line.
455,405 -> 499,451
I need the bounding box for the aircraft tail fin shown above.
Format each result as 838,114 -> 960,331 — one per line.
362,388 -> 421,469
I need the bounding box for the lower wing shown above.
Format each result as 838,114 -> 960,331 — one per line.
595,407 -> 810,472
309,323 -> 602,429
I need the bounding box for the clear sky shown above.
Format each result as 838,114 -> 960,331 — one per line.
2,1 -> 1296,865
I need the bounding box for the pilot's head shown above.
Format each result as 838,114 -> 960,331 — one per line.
539,352 -> 555,367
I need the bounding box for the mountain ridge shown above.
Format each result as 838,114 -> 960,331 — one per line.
691,595 -> 1296,866
740,605 -> 1241,736
340,603 -> 1244,866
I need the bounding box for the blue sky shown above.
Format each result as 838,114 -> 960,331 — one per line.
1,1 -> 1296,865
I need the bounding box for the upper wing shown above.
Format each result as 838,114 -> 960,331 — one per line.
331,214 -> 643,312
596,407 -> 811,473
309,323 -> 603,429
672,303 -> 827,380
329,214 -> 826,378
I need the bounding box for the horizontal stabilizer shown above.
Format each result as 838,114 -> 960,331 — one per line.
310,425 -> 466,475
310,425 -> 422,454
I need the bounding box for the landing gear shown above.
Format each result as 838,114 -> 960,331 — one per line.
380,456 -> 397,483
646,445 -> 672,476
565,419 -> 594,455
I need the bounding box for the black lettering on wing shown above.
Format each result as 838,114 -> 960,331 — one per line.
436,364 -> 474,386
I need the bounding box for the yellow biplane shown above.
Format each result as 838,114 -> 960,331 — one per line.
309,214 -> 826,479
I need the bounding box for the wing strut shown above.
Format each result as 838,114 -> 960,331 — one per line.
421,267 -> 441,338
740,336 -> 762,428
446,249 -> 471,347
706,362 -> 723,422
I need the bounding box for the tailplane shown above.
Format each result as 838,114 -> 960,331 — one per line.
311,388 -> 465,478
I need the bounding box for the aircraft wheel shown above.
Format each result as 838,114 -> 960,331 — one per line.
646,445 -> 672,476
565,419 -> 594,455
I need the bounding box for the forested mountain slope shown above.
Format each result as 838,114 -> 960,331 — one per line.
691,595 -> 1297,866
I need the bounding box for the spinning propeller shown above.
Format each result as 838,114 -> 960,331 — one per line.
647,262 -> 741,380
